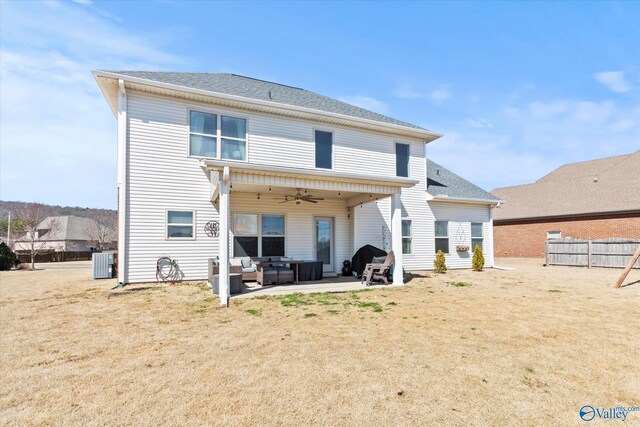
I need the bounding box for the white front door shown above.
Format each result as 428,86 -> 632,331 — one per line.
314,217 -> 334,273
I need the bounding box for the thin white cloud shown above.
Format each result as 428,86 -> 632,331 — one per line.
0,1 -> 188,208
339,95 -> 389,114
393,86 -> 422,99
393,85 -> 452,103
528,100 -> 570,119
428,88 -> 452,102
464,118 -> 492,129
593,71 -> 632,93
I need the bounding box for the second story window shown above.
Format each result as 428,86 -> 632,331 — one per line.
221,116 -> 247,161
396,143 -> 410,177
315,130 -> 333,169
189,111 -> 247,161
189,111 -> 217,158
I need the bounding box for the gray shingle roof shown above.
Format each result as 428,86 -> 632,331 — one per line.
492,150 -> 640,220
427,159 -> 501,202
102,71 -> 426,130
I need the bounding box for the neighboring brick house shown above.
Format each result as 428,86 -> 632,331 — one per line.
491,151 -> 640,258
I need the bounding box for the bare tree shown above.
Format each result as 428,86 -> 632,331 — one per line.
13,203 -> 61,270
84,211 -> 115,252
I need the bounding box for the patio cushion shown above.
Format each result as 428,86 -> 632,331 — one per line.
230,258 -> 243,267
242,266 -> 256,273
241,257 -> 253,268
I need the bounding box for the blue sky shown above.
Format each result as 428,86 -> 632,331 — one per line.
1,0 -> 639,209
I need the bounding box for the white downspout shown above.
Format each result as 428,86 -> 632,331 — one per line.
117,79 -> 128,285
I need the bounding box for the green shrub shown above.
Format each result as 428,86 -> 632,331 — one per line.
472,244 -> 485,271
433,250 -> 447,274
0,243 -> 19,271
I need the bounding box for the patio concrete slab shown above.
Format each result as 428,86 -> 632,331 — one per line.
232,276 -> 404,298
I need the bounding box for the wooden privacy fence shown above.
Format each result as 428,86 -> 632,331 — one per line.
546,238 -> 640,269
16,251 -> 95,264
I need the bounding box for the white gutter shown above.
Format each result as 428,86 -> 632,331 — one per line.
200,159 -> 419,188
117,79 -> 128,285
429,194 -> 505,206
92,70 -> 442,142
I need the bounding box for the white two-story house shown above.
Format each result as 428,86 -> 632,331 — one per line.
93,71 -> 500,305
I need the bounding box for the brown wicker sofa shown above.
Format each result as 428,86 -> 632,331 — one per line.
209,256 -> 293,283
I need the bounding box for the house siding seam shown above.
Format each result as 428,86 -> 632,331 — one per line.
494,213 -> 640,258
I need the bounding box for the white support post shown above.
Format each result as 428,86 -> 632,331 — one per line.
218,167 -> 231,307
391,193 -> 404,285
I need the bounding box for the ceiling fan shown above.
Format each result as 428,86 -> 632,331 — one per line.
279,188 -> 325,204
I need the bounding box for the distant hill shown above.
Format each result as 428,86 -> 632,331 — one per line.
0,201 -> 116,237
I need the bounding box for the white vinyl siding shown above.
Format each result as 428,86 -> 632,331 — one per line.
130,91 -> 407,179
122,89 -> 495,282
428,201 -> 495,269
353,199 -> 391,252
353,140 -> 441,271
125,92 -> 220,283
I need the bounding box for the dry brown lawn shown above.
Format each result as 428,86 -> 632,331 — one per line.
1,259 -> 639,426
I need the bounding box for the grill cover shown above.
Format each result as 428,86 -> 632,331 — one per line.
351,244 -> 387,276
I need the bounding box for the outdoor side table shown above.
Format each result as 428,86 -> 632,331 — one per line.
277,268 -> 294,284
211,273 -> 243,295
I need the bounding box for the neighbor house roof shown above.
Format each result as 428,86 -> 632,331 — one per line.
426,159 -> 501,204
491,150 -> 640,221
19,216 -> 116,242
93,70 -> 440,140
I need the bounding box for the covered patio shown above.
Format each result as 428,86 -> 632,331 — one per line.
201,159 -> 416,306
